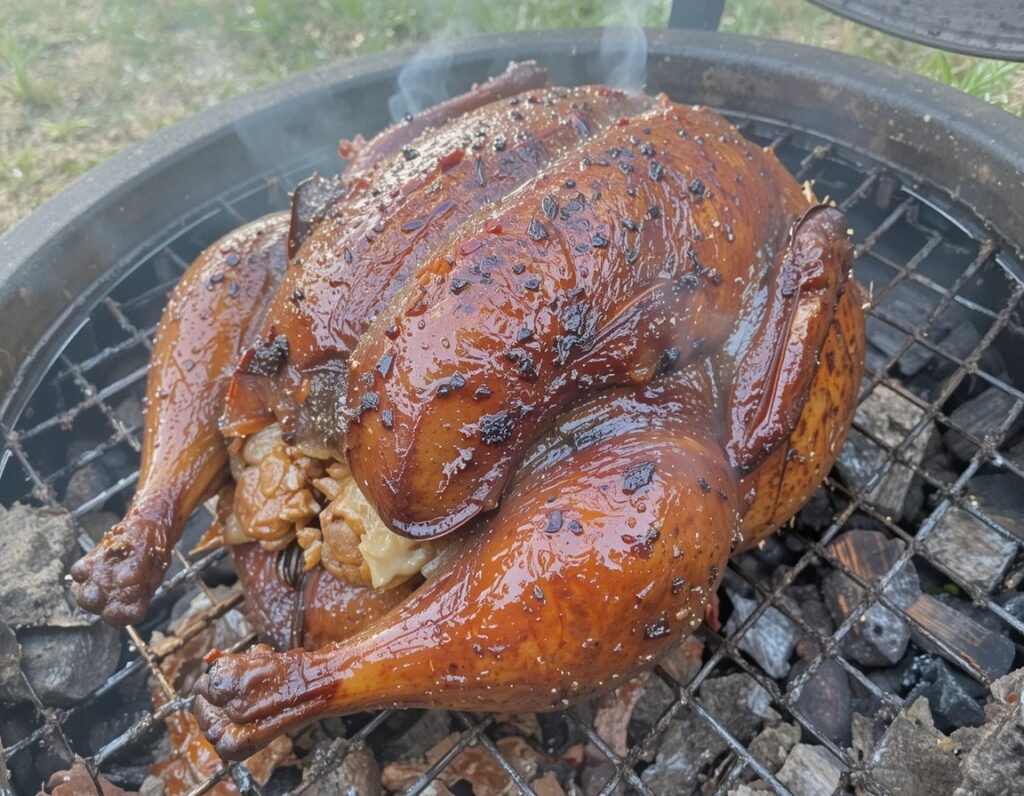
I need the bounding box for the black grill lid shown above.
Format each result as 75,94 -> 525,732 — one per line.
809,0 -> 1024,60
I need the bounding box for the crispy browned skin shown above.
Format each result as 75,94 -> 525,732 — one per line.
222,84 -> 654,448
70,214 -> 289,625
194,372 -> 739,758
344,103 -> 815,539
230,542 -> 413,650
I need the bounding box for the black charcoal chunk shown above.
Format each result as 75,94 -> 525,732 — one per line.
944,387 -> 1023,461
788,658 -> 852,747
922,506 -> 1018,592
723,588 -> 798,678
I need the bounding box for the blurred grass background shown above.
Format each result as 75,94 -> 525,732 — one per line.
1,0 -> 1021,232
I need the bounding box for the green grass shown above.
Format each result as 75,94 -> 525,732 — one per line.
0,0 -> 1020,232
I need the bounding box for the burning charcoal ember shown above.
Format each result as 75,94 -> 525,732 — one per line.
0,620 -> 26,702
747,722 -> 800,776
922,507 -> 1018,592
639,674 -> 778,795
787,658 -> 852,747
966,473 -> 1024,542
867,697 -> 961,796
822,531 -> 920,666
723,588 -> 799,679
114,393 -> 145,430
41,759 -> 136,795
836,384 -> 934,520
0,504 -> 88,629
898,655 -> 986,732
380,734 -> 547,795
17,622 -> 121,706
775,744 -> 843,796
301,745 -> 381,796
905,593 -> 1015,682
378,711 -> 453,763
944,387 -> 1022,462
64,460 -> 113,509
796,487 -> 835,533
865,316 -> 934,377
953,668 -> 1024,796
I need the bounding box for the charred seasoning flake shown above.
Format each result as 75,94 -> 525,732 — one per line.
480,410 -> 516,445
474,386 -> 492,400
568,519 -> 583,534
623,461 -> 655,494
207,273 -> 224,287
243,334 -> 289,376
524,276 -> 541,291
591,233 -> 610,249
648,160 -> 665,181
545,510 -> 563,533
640,142 -> 656,157
224,252 -> 240,266
291,288 -> 304,301
564,179 -> 576,188
647,205 -> 661,220
437,383 -> 452,397
671,577 -> 685,595
542,196 -> 559,219
644,616 -> 671,640
450,372 -> 466,389
376,352 -> 394,378
493,136 -> 507,152
698,477 -> 711,493
517,327 -> 533,342
528,219 -> 548,241
360,392 -> 380,412
381,408 -> 395,429
450,278 -> 470,295
512,262 -> 526,274
621,217 -> 638,231
689,178 -> 705,195
401,145 -> 419,161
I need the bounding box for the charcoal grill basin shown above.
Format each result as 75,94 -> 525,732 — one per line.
2,28 -> 1024,796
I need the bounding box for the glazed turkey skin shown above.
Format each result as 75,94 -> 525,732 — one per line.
65,62 -> 864,758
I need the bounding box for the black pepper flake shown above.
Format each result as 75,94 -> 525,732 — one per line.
360,392 -> 380,412
479,410 -> 515,445
450,278 -> 470,295
647,205 -> 661,220
524,276 -> 541,291
640,142 -> 655,157
343,248 -> 353,264
228,282 -> 239,297
671,577 -> 685,595
648,160 -> 665,181
659,347 -> 681,373
527,219 -> 548,242
689,178 -> 705,195
679,273 -> 699,292
545,510 -> 563,533
708,269 -> 723,286
510,109 -> 524,121
385,322 -> 399,339
243,334 -> 289,376
207,273 -> 224,287
291,288 -> 304,301
542,196 -> 559,219
568,519 -> 583,534
644,617 -> 671,640
224,252 -> 240,267
617,160 -> 634,174
621,217 -> 638,232
698,477 -> 711,493
379,408 -> 394,429
624,247 -> 640,265
517,327 -> 533,342
474,386 -> 492,400
533,584 -> 545,602
623,461 -> 655,494
512,262 -> 526,275
437,383 -> 452,397
401,145 -> 419,161
450,372 -> 466,389
377,352 -> 394,378
493,136 -> 507,152
517,356 -> 538,380
590,233 -> 609,249
564,179 -> 576,188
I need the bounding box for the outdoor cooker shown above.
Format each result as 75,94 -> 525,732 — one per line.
1,4 -> 1024,795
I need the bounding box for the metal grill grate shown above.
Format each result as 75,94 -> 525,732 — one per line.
2,112 -> 1023,796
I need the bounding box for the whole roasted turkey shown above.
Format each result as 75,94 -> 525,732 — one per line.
70,62 -> 865,758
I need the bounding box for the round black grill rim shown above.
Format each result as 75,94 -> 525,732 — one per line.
1,27 -> 1024,796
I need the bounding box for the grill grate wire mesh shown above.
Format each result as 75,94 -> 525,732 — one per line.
1,113 -> 1023,796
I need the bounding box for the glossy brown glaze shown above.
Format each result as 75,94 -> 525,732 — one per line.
70,214 -> 289,625
222,84 -> 654,449
194,372 -> 739,759
230,542 -> 413,650
344,104 -> 819,539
